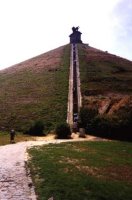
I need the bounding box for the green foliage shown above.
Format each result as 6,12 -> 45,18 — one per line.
79,106 -> 132,141
91,115 -> 115,136
28,120 -> 44,136
55,123 -> 71,139
79,107 -> 98,127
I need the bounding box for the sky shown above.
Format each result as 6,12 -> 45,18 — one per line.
0,0 -> 132,70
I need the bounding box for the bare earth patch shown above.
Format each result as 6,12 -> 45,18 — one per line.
84,93 -> 132,115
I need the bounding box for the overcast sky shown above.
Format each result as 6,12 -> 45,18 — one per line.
0,0 -> 132,70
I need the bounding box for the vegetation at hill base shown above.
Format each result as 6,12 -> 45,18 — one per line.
55,122 -> 71,139
26,120 -> 44,136
79,106 -> 132,141
0,45 -> 70,133
28,141 -> 132,200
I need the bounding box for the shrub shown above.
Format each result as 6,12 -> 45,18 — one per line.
55,123 -> 71,139
79,107 -> 98,128
79,106 -> 132,141
28,120 -> 44,136
91,115 -> 114,136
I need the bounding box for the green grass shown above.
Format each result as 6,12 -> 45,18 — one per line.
0,45 -> 70,132
78,44 -> 132,94
28,141 -> 132,200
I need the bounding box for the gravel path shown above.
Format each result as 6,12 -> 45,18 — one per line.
0,136 -> 107,200
0,140 -> 59,200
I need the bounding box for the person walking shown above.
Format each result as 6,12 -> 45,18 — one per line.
10,129 -> 16,143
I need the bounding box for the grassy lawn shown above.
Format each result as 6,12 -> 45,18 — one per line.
28,141 -> 132,200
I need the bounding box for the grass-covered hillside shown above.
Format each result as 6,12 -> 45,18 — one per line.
78,44 -> 132,140
78,44 -> 132,94
0,45 -> 70,132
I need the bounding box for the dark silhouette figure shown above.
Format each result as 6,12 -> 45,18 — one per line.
69,26 -> 82,44
10,129 -> 16,143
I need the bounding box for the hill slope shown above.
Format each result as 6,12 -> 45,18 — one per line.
78,44 -> 132,139
0,43 -> 132,138
0,45 -> 70,132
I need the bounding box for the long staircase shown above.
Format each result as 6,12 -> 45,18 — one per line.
67,44 -> 82,127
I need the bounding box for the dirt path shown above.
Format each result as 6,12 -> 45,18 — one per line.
0,135 -> 107,200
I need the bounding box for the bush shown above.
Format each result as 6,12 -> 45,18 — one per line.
55,123 -> 71,139
91,113 -> 132,140
28,120 -> 44,136
79,106 -> 132,141
91,115 -> 114,136
79,107 -> 98,128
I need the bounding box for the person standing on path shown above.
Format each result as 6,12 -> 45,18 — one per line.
10,129 -> 16,143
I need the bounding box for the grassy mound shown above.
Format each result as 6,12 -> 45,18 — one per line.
0,45 -> 70,132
